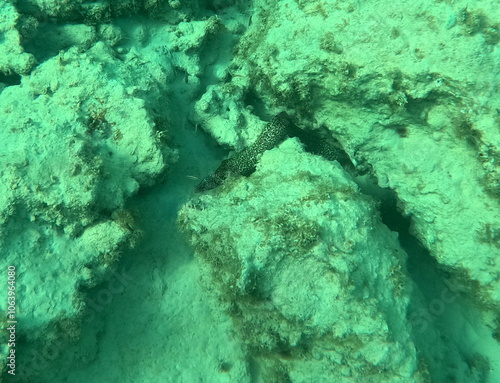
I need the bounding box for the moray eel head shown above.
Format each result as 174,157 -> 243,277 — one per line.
195,173 -> 224,193
195,159 -> 232,193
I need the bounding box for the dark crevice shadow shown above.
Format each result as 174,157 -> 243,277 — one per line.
368,183 -> 491,382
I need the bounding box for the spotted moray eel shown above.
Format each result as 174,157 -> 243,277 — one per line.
195,112 -> 353,192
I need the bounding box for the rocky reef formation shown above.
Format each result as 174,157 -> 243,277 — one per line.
180,139 -> 428,382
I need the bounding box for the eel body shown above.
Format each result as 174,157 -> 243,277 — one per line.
195,112 -> 352,192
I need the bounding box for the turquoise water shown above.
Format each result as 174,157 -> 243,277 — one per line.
0,0 -> 499,382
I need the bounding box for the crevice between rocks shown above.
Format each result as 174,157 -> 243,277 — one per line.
357,175 -> 493,381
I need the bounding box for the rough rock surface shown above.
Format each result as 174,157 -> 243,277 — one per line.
0,0 -> 36,76
0,42 -> 175,348
199,0 -> 500,317
179,139 -> 427,382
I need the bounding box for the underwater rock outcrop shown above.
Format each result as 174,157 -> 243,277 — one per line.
232,0 -> 500,311
0,1 -> 36,76
180,139 -> 427,382
0,41 -> 175,366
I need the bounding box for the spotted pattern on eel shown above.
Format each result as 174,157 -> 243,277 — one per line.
195,112 -> 354,192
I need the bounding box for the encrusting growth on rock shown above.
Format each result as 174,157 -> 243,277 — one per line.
195,112 -> 354,192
